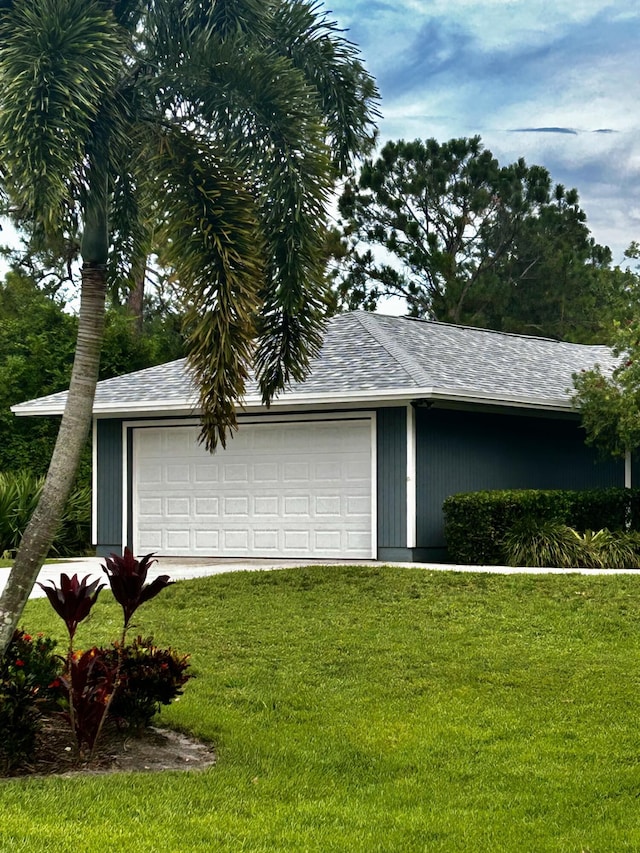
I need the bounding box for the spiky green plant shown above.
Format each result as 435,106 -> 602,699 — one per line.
570,528 -> 640,570
0,471 -> 90,557
502,519 -> 588,568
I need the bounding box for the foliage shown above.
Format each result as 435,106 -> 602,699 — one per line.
0,629 -> 62,772
0,471 -> 91,557
0,271 -> 184,488
570,528 -> 640,570
37,574 -> 105,641
99,306 -> 184,381
572,318 -> 640,461
38,554 -> 176,761
502,519 -> 585,568
443,489 -> 573,564
443,487 -> 640,565
0,0 -> 378,450
334,135 -> 618,341
0,272 -> 77,477
104,636 -> 191,731
502,521 -> 640,569
102,548 -> 172,631
3,628 -> 62,700
49,482 -> 92,557
60,647 -> 119,756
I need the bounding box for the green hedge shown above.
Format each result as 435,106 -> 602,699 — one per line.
443,488 -> 640,565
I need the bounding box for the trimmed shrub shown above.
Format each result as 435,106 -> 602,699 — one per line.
565,488 -> 631,533
443,487 -> 640,565
443,489 -> 574,565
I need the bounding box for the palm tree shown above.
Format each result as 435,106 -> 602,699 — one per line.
0,0 -> 378,654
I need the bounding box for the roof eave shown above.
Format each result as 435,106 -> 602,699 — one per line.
12,386 -> 576,417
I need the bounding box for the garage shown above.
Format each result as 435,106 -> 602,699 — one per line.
133,417 -> 374,558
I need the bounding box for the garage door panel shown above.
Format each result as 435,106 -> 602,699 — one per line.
134,420 -> 373,558
194,497 -> 219,516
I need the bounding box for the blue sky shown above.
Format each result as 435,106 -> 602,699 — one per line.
330,0 -> 640,264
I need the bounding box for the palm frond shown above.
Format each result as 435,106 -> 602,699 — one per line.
171,35 -> 333,400
271,0 -> 379,170
0,0 -> 128,230
107,119 -> 157,297
148,127 -> 264,450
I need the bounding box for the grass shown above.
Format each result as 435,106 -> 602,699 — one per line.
0,557 -> 80,568
2,565 -> 640,851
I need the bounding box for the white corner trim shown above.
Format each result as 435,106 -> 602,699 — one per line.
625,449 -> 632,489
121,421 -> 129,555
91,419 -> 97,546
406,404 -> 416,549
371,412 -> 378,559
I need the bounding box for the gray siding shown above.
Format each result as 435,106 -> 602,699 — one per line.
95,418 -> 124,554
416,408 -> 624,553
376,407 -> 407,554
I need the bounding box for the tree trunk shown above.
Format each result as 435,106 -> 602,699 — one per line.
0,264 -> 107,655
126,268 -> 145,334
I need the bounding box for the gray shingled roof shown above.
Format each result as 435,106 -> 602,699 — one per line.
12,311 -> 616,416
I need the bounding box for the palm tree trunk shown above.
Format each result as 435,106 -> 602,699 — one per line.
0,264 -> 107,655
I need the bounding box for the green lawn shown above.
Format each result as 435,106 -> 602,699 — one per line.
2,565 -> 640,852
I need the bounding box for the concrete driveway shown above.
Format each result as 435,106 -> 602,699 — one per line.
1,555 -> 639,600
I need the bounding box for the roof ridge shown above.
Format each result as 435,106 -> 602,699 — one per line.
399,314 -> 611,351
352,312 -> 432,386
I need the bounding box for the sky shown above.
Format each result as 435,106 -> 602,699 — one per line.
329,0 -> 640,265
1,1 -> 638,279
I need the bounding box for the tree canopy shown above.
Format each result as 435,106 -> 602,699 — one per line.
0,0 -> 378,653
334,136 -> 621,342
0,270 -> 184,479
573,321 -> 640,462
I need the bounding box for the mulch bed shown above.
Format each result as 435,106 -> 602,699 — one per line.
2,713 -> 216,778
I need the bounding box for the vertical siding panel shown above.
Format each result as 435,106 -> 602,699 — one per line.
376,407 -> 407,549
96,419 -> 123,553
416,409 -> 624,553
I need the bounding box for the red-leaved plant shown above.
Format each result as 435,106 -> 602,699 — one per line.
102,548 -> 172,638
38,573 -> 105,754
38,573 -> 105,641
60,649 -> 119,756
38,551 -> 174,762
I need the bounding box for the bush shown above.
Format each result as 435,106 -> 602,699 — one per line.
502,519 -> 585,568
502,523 -> 640,570
105,636 -> 192,731
573,529 -> 640,570
444,487 -> 640,565
0,470 -> 91,557
0,630 -> 63,772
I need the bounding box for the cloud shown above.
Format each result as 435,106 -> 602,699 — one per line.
328,0 -> 640,260
510,127 -> 579,135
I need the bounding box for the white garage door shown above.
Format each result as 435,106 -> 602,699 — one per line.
133,418 -> 373,558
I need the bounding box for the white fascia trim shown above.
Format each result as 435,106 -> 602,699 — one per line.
14,386 -> 576,418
